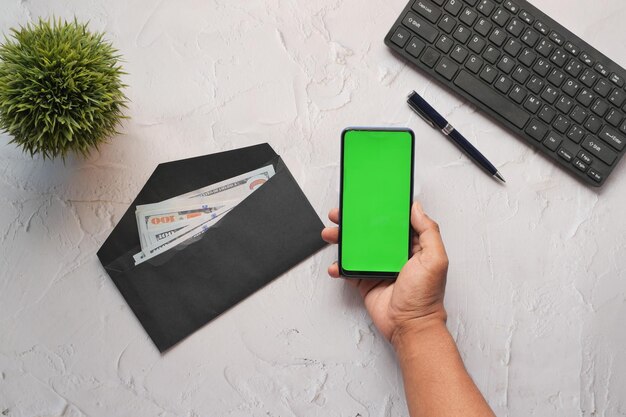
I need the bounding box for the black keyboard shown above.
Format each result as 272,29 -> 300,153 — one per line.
385,0 -> 626,187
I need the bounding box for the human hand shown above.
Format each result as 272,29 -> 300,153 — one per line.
321,202 -> 449,347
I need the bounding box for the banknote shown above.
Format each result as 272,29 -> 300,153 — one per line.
133,204 -> 234,265
133,164 -> 276,264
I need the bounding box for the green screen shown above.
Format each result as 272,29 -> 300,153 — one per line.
341,129 -> 413,273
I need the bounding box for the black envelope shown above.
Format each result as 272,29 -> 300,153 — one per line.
97,143 -> 326,352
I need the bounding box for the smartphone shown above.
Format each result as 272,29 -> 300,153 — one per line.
339,127 -> 415,278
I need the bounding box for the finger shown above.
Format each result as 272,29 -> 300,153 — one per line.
328,262 -> 341,278
411,201 -> 446,257
321,227 -> 339,244
328,208 -> 340,225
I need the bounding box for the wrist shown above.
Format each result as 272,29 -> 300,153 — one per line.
390,309 -> 448,353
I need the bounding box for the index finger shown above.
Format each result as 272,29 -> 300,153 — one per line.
328,208 -> 339,225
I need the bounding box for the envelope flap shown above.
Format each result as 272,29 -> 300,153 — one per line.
97,143 -> 278,267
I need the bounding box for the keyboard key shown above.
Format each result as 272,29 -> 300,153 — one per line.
460,7 -> 479,26
503,1 -> 518,13
444,0 -> 464,15
553,115 -> 570,133
474,17 -> 492,36
621,119 -> 626,135
521,29 -> 540,47
512,66 -> 530,83
466,55 -> 483,73
594,63 -> 609,77
391,27 -> 411,47
567,126 -> 585,143
504,38 -> 522,57
598,125 -> 625,151
413,0 -> 443,23
519,10 -> 534,24
543,132 -> 562,151
577,150 -> 593,164
536,39 -> 555,58
477,0 -> 496,16
509,85 -> 527,103
436,35 -> 455,53
555,95 -> 574,113
406,37 -> 427,57
573,159 -> 588,172
538,106 -> 556,123
421,47 -> 441,67
533,58 -> 551,77
489,28 -> 507,46
468,35 -> 486,53
403,12 -> 440,43
506,18 -> 524,37
492,8 -> 510,26
432,0 -> 445,4
436,57 -> 460,80
591,99 -> 609,117
609,73 -> 624,87
571,106 -> 589,124
462,0 -> 477,5
562,78 -> 581,97
527,76 -> 544,94
549,31 -> 564,46
518,48 -> 536,67
608,89 -> 626,107
582,135 -> 617,165
580,52 -> 593,66
564,59 -> 583,77
523,95 -> 541,113
453,25 -> 471,43
587,168 -> 603,183
480,65 -> 498,83
577,88 -> 595,107
580,69 -> 597,87
557,147 -> 574,161
526,119 -> 548,141
564,42 -> 579,56
483,45 -> 501,64
495,74 -> 513,93
497,55 -> 515,74
550,49 -> 568,67
454,70 -> 530,128
584,115 -> 601,133
547,69 -> 565,87
451,45 -> 470,63
534,21 -> 549,35
540,85 -> 559,104
593,79 -> 612,98
438,15 -> 457,33
605,109 -> 623,127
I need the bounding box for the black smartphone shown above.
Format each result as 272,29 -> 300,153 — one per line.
339,127 -> 415,278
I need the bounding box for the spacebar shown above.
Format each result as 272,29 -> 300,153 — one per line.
454,70 -> 530,129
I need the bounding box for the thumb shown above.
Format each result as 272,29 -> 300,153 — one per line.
411,201 -> 446,257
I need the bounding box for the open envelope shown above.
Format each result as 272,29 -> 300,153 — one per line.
97,143 -> 326,352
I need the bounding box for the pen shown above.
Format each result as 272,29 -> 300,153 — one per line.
407,91 -> 506,183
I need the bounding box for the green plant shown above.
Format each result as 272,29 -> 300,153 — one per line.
0,18 -> 128,159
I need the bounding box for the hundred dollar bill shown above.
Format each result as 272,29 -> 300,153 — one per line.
133,204 -> 234,265
136,198 -> 241,250
133,164 -> 275,262
163,164 -> 275,203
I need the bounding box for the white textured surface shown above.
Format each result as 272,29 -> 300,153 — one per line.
1,0 -> 626,415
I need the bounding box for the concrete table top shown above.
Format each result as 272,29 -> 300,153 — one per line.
1,0 -> 625,416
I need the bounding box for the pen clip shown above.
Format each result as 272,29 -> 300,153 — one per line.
407,91 -> 436,129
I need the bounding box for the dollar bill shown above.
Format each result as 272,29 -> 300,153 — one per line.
132,164 -> 276,264
133,204 -> 234,265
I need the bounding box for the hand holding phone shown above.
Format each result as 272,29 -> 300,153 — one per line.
339,128 -> 415,278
